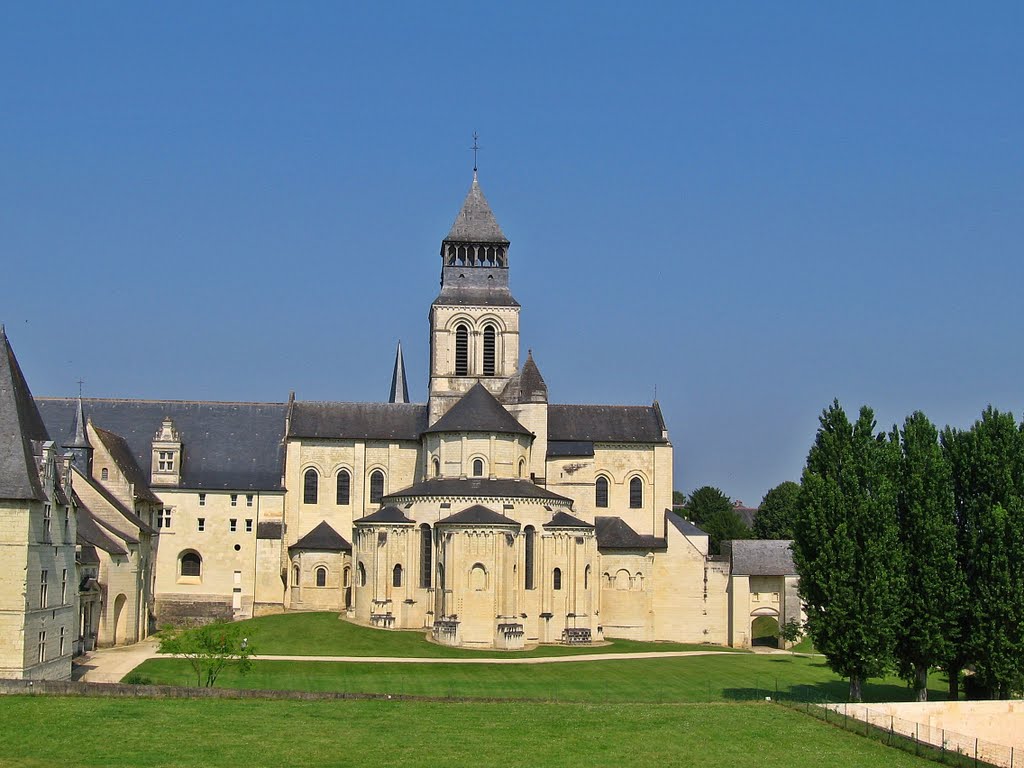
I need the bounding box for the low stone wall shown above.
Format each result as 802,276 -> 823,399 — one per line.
155,596 -> 232,626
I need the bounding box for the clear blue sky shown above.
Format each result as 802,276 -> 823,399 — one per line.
2,3 -> 1022,506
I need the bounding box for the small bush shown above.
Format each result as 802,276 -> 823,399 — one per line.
122,672 -> 153,685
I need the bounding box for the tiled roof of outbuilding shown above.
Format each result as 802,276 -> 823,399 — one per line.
548,404 -> 668,444
0,326 -> 49,501
666,512 -> 708,538
37,397 -> 288,491
289,520 -> 352,552
437,504 -> 520,527
595,516 -> 667,550
289,402 -> 427,441
726,539 -> 797,576
385,477 -> 571,503
425,383 -> 532,436
354,506 -> 416,525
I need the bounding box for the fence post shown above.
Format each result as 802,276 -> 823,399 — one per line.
975,737 -> 979,768
915,723 -> 919,756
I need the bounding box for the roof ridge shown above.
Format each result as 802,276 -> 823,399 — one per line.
35,396 -> 289,406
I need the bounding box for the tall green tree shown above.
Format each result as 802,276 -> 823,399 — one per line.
942,407 -> 1024,699
792,401 -> 904,702
893,411 -> 964,701
684,486 -> 750,554
754,480 -> 801,539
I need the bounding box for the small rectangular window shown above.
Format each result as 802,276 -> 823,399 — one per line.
245,519 -> 253,533
199,493 -> 206,507
59,626 -> 65,657
61,568 -> 67,604
38,631 -> 46,663
197,518 -> 205,532
246,494 -> 254,507
158,450 -> 175,472
40,570 -> 48,608
230,494 -> 238,507
158,508 -> 172,529
43,503 -> 51,538
230,519 -> 237,532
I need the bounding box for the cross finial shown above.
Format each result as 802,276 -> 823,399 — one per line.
471,131 -> 480,174
77,378 -> 84,398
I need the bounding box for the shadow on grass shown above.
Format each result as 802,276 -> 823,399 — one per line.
721,678 -> 925,704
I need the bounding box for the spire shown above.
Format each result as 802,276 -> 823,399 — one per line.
63,390 -> 92,474
445,175 -> 509,245
0,325 -> 50,500
389,341 -> 410,404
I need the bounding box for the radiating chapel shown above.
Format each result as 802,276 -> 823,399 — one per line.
0,172 -> 801,673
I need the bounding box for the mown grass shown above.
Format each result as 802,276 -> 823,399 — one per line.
161,611 -> 743,658
134,651 -> 948,703
0,697 -> 940,768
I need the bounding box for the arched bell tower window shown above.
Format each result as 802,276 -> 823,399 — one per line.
629,477 -> 643,509
483,325 -> 496,376
455,324 -> 469,376
303,469 -> 318,505
595,476 -> 609,508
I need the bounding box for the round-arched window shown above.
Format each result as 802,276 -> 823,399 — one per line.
315,567 -> 327,587
180,551 -> 202,578
472,458 -> 484,477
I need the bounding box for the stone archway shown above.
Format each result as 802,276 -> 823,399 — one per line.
112,593 -> 128,646
751,609 -> 781,648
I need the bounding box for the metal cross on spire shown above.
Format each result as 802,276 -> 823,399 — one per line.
77,378 -> 84,397
471,131 -> 480,173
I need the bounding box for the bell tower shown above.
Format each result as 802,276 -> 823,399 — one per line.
428,172 -> 521,423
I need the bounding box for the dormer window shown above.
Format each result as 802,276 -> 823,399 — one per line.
157,451 -> 175,472
151,416 -> 183,487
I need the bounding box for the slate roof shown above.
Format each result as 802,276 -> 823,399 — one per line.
72,467 -> 155,538
544,511 -> 594,529
0,326 -> 49,501
65,397 -> 90,449
353,506 -> 416,525
75,501 -> 129,556
432,276 -> 521,308
437,504 -> 520,528
727,540 -> 797,576
501,350 -> 548,404
731,504 -> 758,529
388,341 -> 410,405
548,404 -> 669,444
78,544 -> 101,566
424,383 -> 531,436
288,402 -> 427,441
665,511 -> 708,538
546,441 -> 595,458
91,424 -> 162,504
444,175 -> 509,244
595,516 -> 667,550
289,520 -> 352,552
37,397 -> 288,491
385,477 -> 571,503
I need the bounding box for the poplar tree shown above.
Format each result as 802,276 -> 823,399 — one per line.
893,411 -> 963,701
792,401 -> 903,702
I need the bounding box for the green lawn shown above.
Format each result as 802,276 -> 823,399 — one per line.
0,697 -> 940,768
134,651 -> 947,703
162,611 -> 743,658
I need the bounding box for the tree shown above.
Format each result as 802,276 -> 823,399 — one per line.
792,401 -> 904,702
672,490 -> 687,506
754,481 -> 801,539
158,622 -> 255,687
942,408 -> 1024,699
893,411 -> 964,701
684,486 -> 750,554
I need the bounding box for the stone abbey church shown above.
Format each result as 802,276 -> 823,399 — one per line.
1,173 -> 800,679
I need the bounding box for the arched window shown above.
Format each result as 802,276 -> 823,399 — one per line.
292,564 -> 300,586
437,562 -> 445,590
553,568 -> 562,591
393,564 -> 403,588
629,477 -> 643,508
432,458 -> 440,478
634,572 -> 645,591
180,552 -> 202,578
615,569 -> 631,591
471,563 -> 487,591
315,567 -> 327,587
420,524 -> 432,588
357,562 -> 367,587
584,565 -> 592,590
518,459 -> 526,478
595,476 -> 609,508
472,458 -> 484,477
336,469 -> 350,505
369,470 -> 385,504
483,325 -> 496,376
100,467 -> 108,481
524,526 -> 535,590
454,324 -> 469,376
343,566 -> 351,587
303,469 -> 318,505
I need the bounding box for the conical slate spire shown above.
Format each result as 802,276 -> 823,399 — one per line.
445,175 -> 509,244
66,394 -> 90,449
0,325 -> 49,500
389,341 -> 410,404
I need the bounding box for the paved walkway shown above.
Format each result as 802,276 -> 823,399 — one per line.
73,637 -> 161,683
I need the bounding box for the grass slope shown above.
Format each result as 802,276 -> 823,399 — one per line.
177,611 -> 739,658
134,652 -> 947,703
0,698 -> 939,768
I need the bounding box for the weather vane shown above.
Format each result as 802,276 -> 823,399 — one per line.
472,131 -> 480,173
